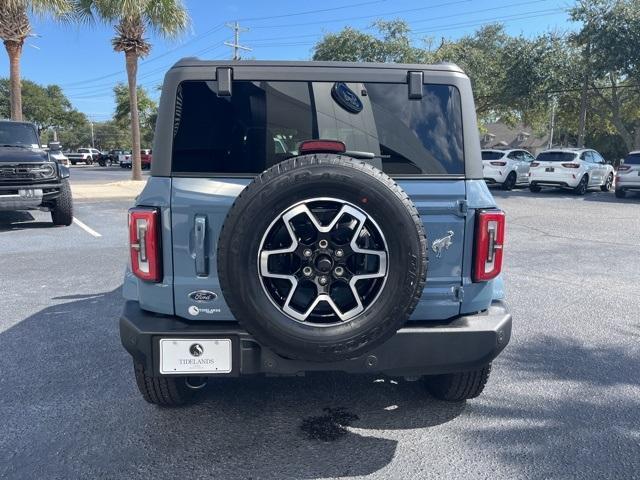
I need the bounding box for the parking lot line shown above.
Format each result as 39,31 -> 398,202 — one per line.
73,217 -> 102,237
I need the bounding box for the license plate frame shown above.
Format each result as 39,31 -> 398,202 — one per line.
159,338 -> 233,375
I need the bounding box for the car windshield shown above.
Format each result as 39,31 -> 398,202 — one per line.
481,151 -> 504,160
79,149 -> 89,153
537,151 -> 577,162
0,122 -> 39,147
623,153 -> 640,165
171,80 -> 464,176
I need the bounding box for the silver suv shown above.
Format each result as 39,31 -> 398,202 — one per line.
615,151 -> 640,198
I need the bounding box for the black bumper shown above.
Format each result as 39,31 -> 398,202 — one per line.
120,300 -> 512,377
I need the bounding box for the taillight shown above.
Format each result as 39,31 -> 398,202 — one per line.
617,165 -> 631,171
530,162 -> 539,167
473,210 -> 505,282
562,163 -> 580,168
129,207 -> 162,282
490,161 -> 507,166
299,139 -> 346,154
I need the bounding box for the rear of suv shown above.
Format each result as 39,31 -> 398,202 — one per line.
529,148 -> 615,195
120,60 -> 512,407
482,148 -> 534,190
615,151 -> 640,198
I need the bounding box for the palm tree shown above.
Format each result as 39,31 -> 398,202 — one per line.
0,0 -> 72,121
77,0 -> 188,180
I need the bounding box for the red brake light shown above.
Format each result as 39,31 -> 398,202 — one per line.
530,162 -> 540,167
473,210 -> 505,282
490,161 -> 507,166
129,207 -> 162,282
562,163 -> 580,168
299,139 -> 346,154
617,165 -> 630,171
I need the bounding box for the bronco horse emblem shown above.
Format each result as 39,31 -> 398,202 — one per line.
432,230 -> 455,258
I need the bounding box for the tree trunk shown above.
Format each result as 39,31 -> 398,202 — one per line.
4,40 -> 23,121
577,42 -> 591,148
125,50 -> 142,181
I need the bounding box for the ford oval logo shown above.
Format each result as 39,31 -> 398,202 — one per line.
331,82 -> 363,114
188,290 -> 218,302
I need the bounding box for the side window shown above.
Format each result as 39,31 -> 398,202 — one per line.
592,151 -> 604,164
524,152 -> 535,162
580,151 -> 589,162
507,151 -> 519,160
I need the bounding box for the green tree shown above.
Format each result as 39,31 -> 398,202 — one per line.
0,0 -> 72,121
313,20 -> 430,64
76,0 -> 189,180
571,0 -> 640,150
0,77 -> 89,146
113,83 -> 157,147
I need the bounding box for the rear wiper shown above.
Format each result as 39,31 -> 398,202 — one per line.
344,150 -> 391,160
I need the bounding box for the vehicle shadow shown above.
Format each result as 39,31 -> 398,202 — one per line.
0,288 -> 464,479
0,211 -> 54,231
463,335 -> 640,479
491,187 -> 639,204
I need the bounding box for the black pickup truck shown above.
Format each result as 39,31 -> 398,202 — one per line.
0,120 -> 73,225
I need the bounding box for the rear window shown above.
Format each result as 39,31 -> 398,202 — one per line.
171,80 -> 464,176
481,151 -> 504,160
624,153 -> 640,165
536,151 -> 577,162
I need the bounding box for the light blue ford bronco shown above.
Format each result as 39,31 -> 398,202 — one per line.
120,60 -> 512,406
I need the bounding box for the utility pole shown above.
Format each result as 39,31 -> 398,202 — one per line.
577,41 -> 591,147
548,96 -> 557,149
224,22 -> 251,60
90,121 -> 95,148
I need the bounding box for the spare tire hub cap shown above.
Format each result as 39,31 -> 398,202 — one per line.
258,198 -> 388,326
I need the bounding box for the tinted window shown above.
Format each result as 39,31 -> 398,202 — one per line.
482,151 -> 504,160
591,151 -> 604,163
624,153 -> 640,165
537,152 -> 577,162
171,81 -> 464,176
0,122 -> 39,147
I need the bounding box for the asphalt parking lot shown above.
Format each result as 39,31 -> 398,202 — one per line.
0,168 -> 638,479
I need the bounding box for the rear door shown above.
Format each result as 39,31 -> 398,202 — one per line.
170,70 -> 466,322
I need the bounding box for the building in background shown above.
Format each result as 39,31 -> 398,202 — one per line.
481,123 -> 549,156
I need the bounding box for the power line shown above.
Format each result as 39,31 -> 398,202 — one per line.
235,0 -> 389,22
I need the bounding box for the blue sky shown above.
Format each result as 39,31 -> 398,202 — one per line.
0,0 -> 574,120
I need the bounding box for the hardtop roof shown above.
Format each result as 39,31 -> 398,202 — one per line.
170,58 -> 465,74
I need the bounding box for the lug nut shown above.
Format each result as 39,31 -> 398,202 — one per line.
334,266 -> 344,277
303,249 -> 313,258
302,266 -> 313,277
318,239 -> 329,249
318,276 -> 329,286
335,249 -> 344,258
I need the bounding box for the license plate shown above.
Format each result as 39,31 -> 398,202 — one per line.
545,167 -> 554,172
159,338 -> 232,374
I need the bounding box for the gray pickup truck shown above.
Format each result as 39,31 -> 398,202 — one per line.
120,60 -> 512,407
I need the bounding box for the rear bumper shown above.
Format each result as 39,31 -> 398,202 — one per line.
529,171 -> 581,187
119,300 -> 512,377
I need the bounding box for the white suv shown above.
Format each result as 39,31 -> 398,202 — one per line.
529,148 -> 615,195
482,149 -> 534,190
615,151 -> 640,198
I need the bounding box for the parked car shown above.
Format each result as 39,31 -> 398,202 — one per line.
67,147 -> 100,165
140,149 -> 152,169
615,151 -> 640,198
0,120 -> 73,225
120,60 -> 512,407
529,148 -> 615,195
119,151 -> 132,168
482,148 -> 534,190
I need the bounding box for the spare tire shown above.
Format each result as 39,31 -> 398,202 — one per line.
218,154 -> 427,362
